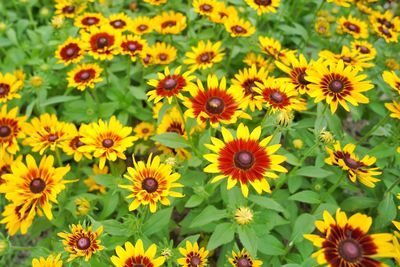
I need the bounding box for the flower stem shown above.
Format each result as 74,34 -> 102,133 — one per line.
356,113 -> 390,145
55,148 -> 63,167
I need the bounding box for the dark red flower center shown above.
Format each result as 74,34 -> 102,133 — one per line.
167,122 -> 184,135
0,125 -> 11,137
329,80 -> 344,93
233,25 -> 246,34
159,53 -> 168,61
255,0 -> 272,5
344,22 -> 360,33
341,56 -> 352,63
111,19 -> 126,29
237,257 -> 250,267
234,151 -> 254,170
344,155 -> 360,169
243,79 -> 261,96
378,18 -> 394,29
190,255 -> 201,266
142,177 -> 158,193
30,178 -> 46,193
270,91 -> 284,103
138,24 -> 148,31
200,4 -> 212,12
79,71 -> 91,81
0,83 -> 10,96
358,45 -> 370,54
142,128 -> 149,133
338,239 -> 362,262
74,137 -> 84,148
65,47 -> 77,57
297,72 -> 309,85
62,5 -> 75,14
379,26 -> 392,37
96,37 -> 109,49
206,97 -> 225,114
198,52 -> 214,63
102,138 -> 114,148
161,20 -> 177,28
163,78 -> 177,90
132,264 -> 144,267
82,17 -> 99,26
127,42 -> 138,52
47,134 -> 58,142
77,237 -> 91,250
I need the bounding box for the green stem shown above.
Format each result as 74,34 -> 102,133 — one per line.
55,148 -> 63,167
260,111 -> 269,127
326,172 -> 346,195
11,246 -> 34,251
25,6 -> 36,30
385,177 -> 400,195
356,113 -> 390,145
127,57 -> 132,88
104,62 -> 110,88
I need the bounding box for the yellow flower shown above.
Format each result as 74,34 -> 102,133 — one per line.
23,113 -> 74,155
110,239 -> 165,267
143,0 -> 168,5
133,122 -> 155,141
67,63 -> 103,91
55,0 -> 86,18
327,0 -> 353,7
3,154 -> 71,220
107,13 -> 132,31
0,151 -> 22,192
120,34 -> 148,62
32,254 -> 63,267
318,46 -> 374,71
74,12 -> 106,29
119,154 -> 184,213
304,209 -> 396,266
184,40 -> 225,71
51,16 -> 64,28
234,207 -> 253,225
84,164 -> 108,193
243,53 -> 270,69
385,101 -> 400,119
193,0 -> 222,17
209,3 -> 238,24
177,241 -> 209,267
385,59 -> 400,71
229,249 -> 263,267
55,37 -> 84,65
0,72 -> 23,102
319,129 -> 335,144
224,17 -> 256,37
382,70 -> 400,94
75,198 -> 90,216
244,0 -> 280,15
58,224 -> 104,262
338,15 -> 369,39
293,139 -> 303,149
259,36 -> 296,65
130,16 -> 153,35
204,123 -> 287,197
153,11 -> 187,35
79,116 -> 137,169
30,75 -> 44,88
61,124 -> 92,162
315,18 -> 331,37
0,202 -> 36,236
350,40 -> 377,59
0,105 -> 26,154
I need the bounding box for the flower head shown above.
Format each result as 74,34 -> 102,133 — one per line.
177,241 -> 209,267
234,207 -> 253,225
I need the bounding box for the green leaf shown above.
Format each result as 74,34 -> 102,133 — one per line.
258,234 -> 286,255
289,190 -> 321,204
340,197 -> 379,212
237,226 -> 257,256
98,192 -> 120,219
248,195 -> 286,213
189,206 -> 228,228
151,133 -> 189,149
143,207 -> 173,236
295,166 -> 333,178
206,223 -> 235,250
93,174 -> 120,188
374,194 -> 397,229
290,214 -> 315,243
40,95 -> 81,107
185,194 -> 204,208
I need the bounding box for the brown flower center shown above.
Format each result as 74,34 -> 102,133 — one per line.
255,0 -> 272,5
77,237 -> 91,250
206,97 -> 225,114
102,138 -> 114,148
0,83 -> 10,96
163,78 -> 177,90
161,20 -> 177,28
338,239 -> 362,262
237,257 -> 250,267
47,134 -> 59,142
379,26 -> 392,37
358,45 -> 370,54
65,47 -> 77,57
199,52 -> 213,63
142,128 -> 149,134
158,53 -> 168,61
62,5 -> 75,14
111,19 -> 126,28
329,80 -> 344,93
270,91 -> 284,103
341,56 -> 352,63
345,22 -> 360,33
243,79 -> 260,96
297,72 -> 309,85
200,4 -> 212,12
138,24 -> 148,31
96,37 -> 109,49
79,71 -> 91,81
127,42 -> 138,52
233,25 -> 245,34
83,17 -> 99,25
0,125 -> 11,137
142,177 -> 158,193
234,151 -> 254,170
30,178 -> 46,193
344,155 -> 360,169
190,256 -> 201,266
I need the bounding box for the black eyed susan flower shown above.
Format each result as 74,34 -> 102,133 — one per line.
254,78 -> 307,113
147,66 -> 194,104
74,12 -> 105,29
110,239 -> 165,267
139,49 -> 156,68
184,40 -> 225,70
55,37 -> 84,65
315,18 -> 331,37
326,0 -> 353,7
0,72 -> 23,103
385,101 -> 400,119
143,0 -> 168,5
306,60 -> 374,113
61,124 -> 92,162
204,123 -> 287,197
0,105 -> 26,154
369,10 -> 400,43
338,15 -> 369,39
304,209 -> 396,267
393,221 -> 400,265
350,40 -> 377,59
107,13 -> 132,31
58,224 -> 104,262
79,116 -> 137,169
75,197 -> 90,216
119,154 -> 184,213
182,74 -> 250,128
131,16 -> 153,35
177,241 -> 209,267
0,202 -> 36,236
319,46 -> 374,71
275,53 -> 312,94
133,122 -> 155,141
151,42 -> 177,65
193,0 -> 222,17
0,151 -> 21,192
3,154 -> 71,220
153,11 -> 187,35
55,0 -> 86,18
22,113 -> 74,155
244,0 -> 280,15
209,4 -> 238,24
229,249 -> 263,267
231,65 -> 269,111
258,36 -> 296,65
32,254 -> 63,267
382,70 -> 400,94
81,24 -> 121,60
325,142 -> 382,188
67,63 -> 103,91
84,164 -> 108,194
224,17 -> 256,38
120,34 -> 148,61
243,53 -> 271,69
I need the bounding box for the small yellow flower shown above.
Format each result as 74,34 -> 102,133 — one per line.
293,139 -> 303,149
234,207 -> 253,225
75,198 -> 90,216
32,254 -> 63,267
51,16 -> 64,28
30,75 -> 44,88
276,110 -> 294,127
319,129 -> 335,144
